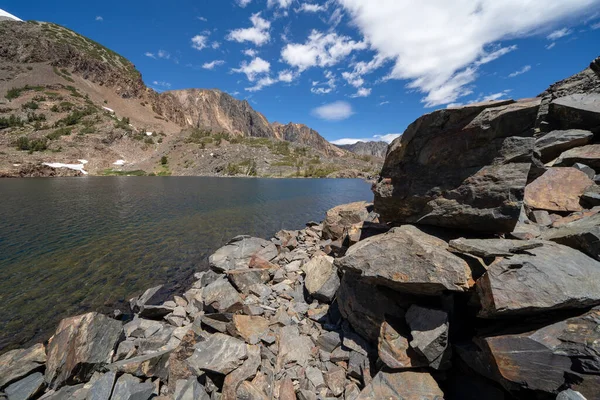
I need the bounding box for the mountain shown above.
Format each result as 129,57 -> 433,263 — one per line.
0,19 -> 380,177
337,141 -> 389,158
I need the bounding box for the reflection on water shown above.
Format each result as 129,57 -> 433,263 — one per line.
0,177 -> 373,352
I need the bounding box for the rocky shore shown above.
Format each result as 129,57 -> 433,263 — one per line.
2,56 -> 600,400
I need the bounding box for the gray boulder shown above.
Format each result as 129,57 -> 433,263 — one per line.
373,99 -> 540,233
356,371 -> 444,400
0,343 -> 46,388
336,225 -> 472,295
477,241 -> 600,317
202,278 -> 243,313
535,129 -> 594,162
449,237 -> 543,258
303,254 -> 340,302
110,374 -> 154,400
574,163 -> 596,179
107,348 -> 173,380
4,372 -> 45,400
581,185 -> 600,208
557,390 -> 588,400
543,212 -> 600,261
86,372 -> 116,400
174,378 -> 210,400
549,93 -> 600,131
186,333 -> 248,375
405,305 -> 450,369
209,236 -> 278,273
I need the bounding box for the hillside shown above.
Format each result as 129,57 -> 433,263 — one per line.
337,140 -> 388,158
0,20 -> 379,178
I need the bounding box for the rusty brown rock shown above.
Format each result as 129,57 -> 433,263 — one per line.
378,321 -> 426,370
322,201 -> 374,241
356,370 -> 444,400
233,315 -> 269,344
555,144 -> 600,169
278,377 -> 296,400
167,330 -> 197,394
222,345 -> 261,400
0,343 -> 46,389
236,381 -> 269,400
525,168 -> 594,212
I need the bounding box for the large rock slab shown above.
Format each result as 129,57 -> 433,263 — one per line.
174,377 -> 210,400
467,309 -> 600,397
303,254 -> 340,302
336,225 -> 472,295
535,129 -> 594,162
449,238 -> 542,258
186,333 -> 248,375
555,144 -> 600,169
322,201 -> 375,241
544,212 -> 600,260
110,373 -> 154,400
232,315 -> 269,344
549,93 -> 600,131
4,372 -> 45,400
209,236 -> 278,273
45,312 -> 123,389
525,168 -> 594,212
222,345 -> 260,400
374,99 -> 539,233
477,241 -> 600,317
0,343 -> 46,388
276,325 -> 314,369
87,372 -> 116,400
356,370 -> 444,400
107,348 -> 173,380
202,278 -> 243,313
405,305 -> 450,369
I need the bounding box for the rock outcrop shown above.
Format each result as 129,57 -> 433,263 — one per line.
337,141 -> 389,159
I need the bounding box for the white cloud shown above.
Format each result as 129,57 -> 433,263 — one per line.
145,50 -> 170,59
331,133 -> 400,145
243,49 -> 258,57
227,13 -> 271,46
508,65 -> 531,78
547,28 -> 572,40
311,70 -> 336,95
312,101 -> 354,121
328,7 -> 343,28
281,30 -> 367,71
268,0 -> 293,8
546,42 -> 557,50
236,0 -> 253,7
197,16 -> 208,22
232,57 -> 271,81
152,81 -> 172,89
379,101 -> 390,106
246,76 -> 278,92
211,41 -> 221,49
296,3 -> 327,13
278,70 -> 295,82
145,52 -> 156,59
592,21 -> 600,29
337,0 -> 596,107
95,16 -> 103,22
202,60 -> 226,70
191,35 -> 208,50
350,87 -> 371,97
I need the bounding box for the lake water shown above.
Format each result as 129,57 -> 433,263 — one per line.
0,177 -> 373,352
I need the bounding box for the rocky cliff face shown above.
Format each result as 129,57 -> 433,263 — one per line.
337,141 -> 388,158
272,122 -> 346,156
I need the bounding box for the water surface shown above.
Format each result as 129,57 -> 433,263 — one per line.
0,177 -> 373,352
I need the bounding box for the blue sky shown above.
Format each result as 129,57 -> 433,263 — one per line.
2,0 -> 600,144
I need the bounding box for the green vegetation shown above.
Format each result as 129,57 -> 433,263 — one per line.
302,164 -> 338,178
21,101 -> 39,110
0,115 -> 24,129
185,128 -> 212,144
160,156 -> 168,165
144,137 -> 154,145
226,159 -> 258,176
5,85 -> 44,101
15,137 -> 48,153
27,113 -> 46,123
54,106 -> 96,127
46,127 -> 72,140
53,66 -> 75,82
102,169 -> 147,176
65,86 -> 82,98
114,116 -> 131,131
33,95 -> 47,102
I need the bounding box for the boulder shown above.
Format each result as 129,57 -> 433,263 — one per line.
557,390 -> 588,400
0,343 -> 46,388
109,373 -> 154,400
86,372 -> 116,400
276,325 -> 314,369
549,93 -> 600,131
467,309 -> 600,397
174,377 -> 210,400
167,330 -> 198,394
535,129 -> 594,162
303,254 -> 340,302
378,321 -> 426,369
322,201 -> 375,241
573,163 -> 597,179
543,212 -> 600,261
336,225 -> 472,296
356,371 -> 444,400
525,168 -> 594,212
209,236 -> 278,273
45,312 -> 123,389
186,333 -> 248,375
107,348 -> 173,380
232,315 -> 269,344
405,305 -> 449,369
222,345 -> 261,400
374,99 -> 540,233
449,238 -> 543,258
227,268 -> 270,293
202,278 -> 243,313
555,144 -> 600,169
3,372 -> 45,400
581,185 -> 600,208
477,241 -> 600,317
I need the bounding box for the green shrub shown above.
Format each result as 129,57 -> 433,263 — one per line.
226,159 -> 257,176
33,95 -> 47,102
144,137 -> 154,145
16,137 -> 48,152
55,106 -> 95,126
47,127 -> 72,140
6,88 -> 22,100
27,113 -> 46,123
160,156 -> 168,165
185,128 -> 212,144
0,115 -> 24,129
21,101 -> 39,110
303,164 -> 338,178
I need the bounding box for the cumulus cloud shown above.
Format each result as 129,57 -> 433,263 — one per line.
281,30 -> 367,71
243,49 -> 258,57
227,13 -> 271,46
202,60 -> 226,70
152,81 -> 172,89
508,65 -> 532,78
268,0 -> 293,8
211,42 -> 221,49
278,70 -> 295,82
331,133 -> 400,145
296,3 -> 327,13
547,28 -> 572,40
232,57 -> 271,81
95,16 -> 103,22
350,87 -> 372,98
311,70 -> 336,95
337,0 -> 596,107
191,35 -> 208,50
236,0 -> 253,7
312,101 -> 354,121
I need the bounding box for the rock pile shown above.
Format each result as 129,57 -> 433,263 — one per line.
2,56 -> 600,400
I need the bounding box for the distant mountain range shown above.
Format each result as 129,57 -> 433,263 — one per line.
337,141 -> 389,158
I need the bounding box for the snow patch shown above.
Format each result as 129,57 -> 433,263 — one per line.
145,132 -> 153,136
0,9 -> 23,21
113,160 -> 126,166
43,162 -> 88,175
102,106 -> 115,113
78,159 -> 88,164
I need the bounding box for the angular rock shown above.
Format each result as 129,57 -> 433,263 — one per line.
305,366 -> 325,389
405,305 -> 449,368
228,268 -> 270,293
276,325 -> 314,369
531,210 -> 553,226
236,381 -> 269,400
535,129 -> 593,162
131,285 -> 163,311
0,343 -> 46,388
344,383 -> 361,400
278,377 -> 296,400
378,321 -> 425,369
233,315 -> 269,344
574,163 -> 597,179
202,278 -> 243,313
477,241 -> 600,317
557,390 -> 588,400
4,372 -> 45,400
336,225 -> 471,295
37,383 -> 88,400
581,185 -> 600,208
110,374 -> 154,400
87,372 -> 116,400
209,236 -> 278,273
356,371 -> 444,400
316,331 -> 342,353
138,304 -> 175,320
186,333 -> 248,375
525,168 -> 594,212
549,93 -> 600,131
322,202 -> 374,241
174,378 -> 210,400
374,99 -> 540,233
449,237 -> 543,258
544,212 -> 600,260
303,255 -> 340,302
555,144 -> 600,169
323,368 -> 345,397
45,312 -> 123,389
222,345 -> 261,400
107,348 -> 173,380
200,313 -> 233,333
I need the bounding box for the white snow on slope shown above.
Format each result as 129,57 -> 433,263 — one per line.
43,162 -> 88,175
0,9 -> 23,21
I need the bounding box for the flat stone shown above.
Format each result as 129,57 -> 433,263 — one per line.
330,347 -> 350,362
356,371 -> 444,400
173,378 -> 210,400
557,390 -> 588,400
324,368 -> 346,397
233,315 -> 269,344
107,348 -> 173,380
202,278 -> 243,313
0,343 -> 46,388
276,325 -> 314,369
45,312 -> 123,389
87,372 -> 116,400
549,93 -> 600,131
278,377 -> 296,400
222,345 -> 261,400
378,321 -> 425,370
316,331 -> 342,353
167,331 -> 198,394
555,144 -> 600,169
200,313 -> 233,333
544,212 -> 600,260
405,305 -> 449,368
131,285 -> 163,311
449,238 -> 543,258
531,210 -> 553,226
535,129 -> 594,162
305,366 -> 325,389
344,383 -> 361,400
236,381 -> 269,400
581,185 -> 600,208
187,333 -> 248,375
574,163 -> 597,179
4,372 -> 45,400
138,304 -> 175,320
525,168 -> 594,212
37,383 -> 88,400
304,255 -> 340,303
110,374 -> 154,400
477,241 -> 600,317
336,225 -> 472,296
209,236 -> 278,273
228,268 -> 270,293
322,202 -> 374,241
